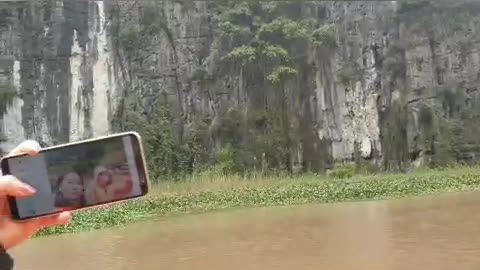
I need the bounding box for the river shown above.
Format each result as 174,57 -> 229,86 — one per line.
11,191 -> 480,270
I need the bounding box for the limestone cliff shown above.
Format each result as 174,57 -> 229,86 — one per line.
1,1 -> 479,173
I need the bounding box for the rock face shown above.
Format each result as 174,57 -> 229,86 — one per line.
0,0 -> 117,151
1,1 -> 480,171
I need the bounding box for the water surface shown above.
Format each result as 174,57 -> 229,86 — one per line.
12,191 -> 480,270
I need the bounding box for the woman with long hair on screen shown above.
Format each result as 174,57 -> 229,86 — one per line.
54,171 -> 85,211
93,166 -> 115,203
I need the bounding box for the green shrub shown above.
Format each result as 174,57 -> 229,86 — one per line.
329,164 -> 356,179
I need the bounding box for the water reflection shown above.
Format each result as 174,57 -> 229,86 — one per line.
11,191 -> 480,270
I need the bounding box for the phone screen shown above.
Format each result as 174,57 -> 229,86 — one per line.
1,133 -> 149,220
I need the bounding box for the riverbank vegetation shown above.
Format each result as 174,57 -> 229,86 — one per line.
37,165 -> 480,237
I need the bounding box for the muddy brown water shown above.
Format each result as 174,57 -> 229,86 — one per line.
11,191 -> 480,270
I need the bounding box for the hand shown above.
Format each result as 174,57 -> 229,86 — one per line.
0,141 -> 72,250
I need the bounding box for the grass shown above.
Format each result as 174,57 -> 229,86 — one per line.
37,166 -> 480,237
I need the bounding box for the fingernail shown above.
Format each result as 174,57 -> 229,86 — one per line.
20,185 -> 36,195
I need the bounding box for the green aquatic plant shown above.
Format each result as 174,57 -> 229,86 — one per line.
37,167 -> 480,237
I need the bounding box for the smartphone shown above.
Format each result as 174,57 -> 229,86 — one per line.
1,132 -> 150,221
